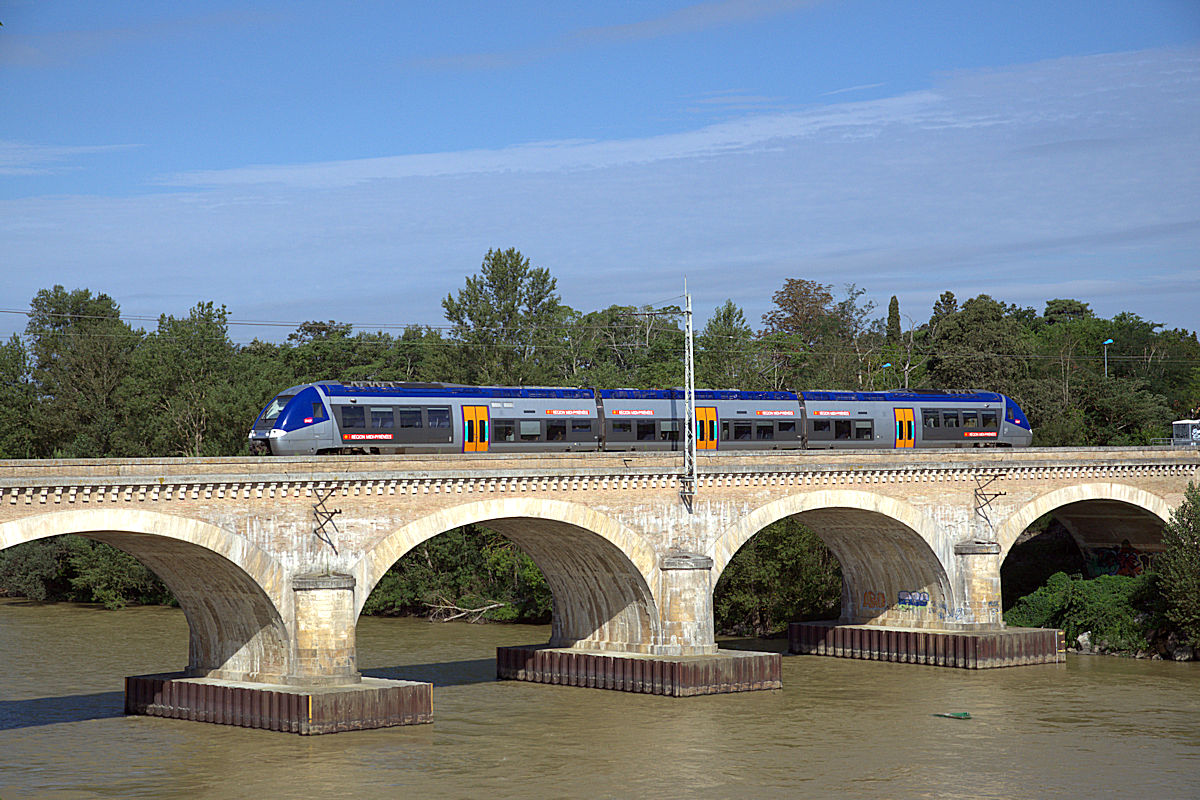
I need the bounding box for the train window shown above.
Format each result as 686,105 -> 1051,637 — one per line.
493,420 -> 516,442
942,411 -> 960,428
962,411 -> 979,428
637,421 -> 656,441
611,421 -> 632,435
854,421 -> 874,440
519,421 -> 541,441
1005,404 -> 1017,423
734,423 -> 752,440
660,420 -> 680,441
571,421 -> 593,434
547,421 -> 566,441
812,420 -> 830,433
370,407 -> 394,429
981,410 -> 998,429
398,407 -> 422,428
778,421 -> 796,434
311,403 -> 325,420
341,406 -> 365,429
428,407 -> 451,428
756,423 -> 774,440
923,410 -> 940,428
835,420 -> 852,439
722,421 -> 730,440
261,396 -> 293,423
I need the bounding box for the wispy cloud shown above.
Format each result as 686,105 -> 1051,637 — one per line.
411,0 -> 826,71
0,10 -> 279,68
0,140 -> 140,175
820,82 -> 886,97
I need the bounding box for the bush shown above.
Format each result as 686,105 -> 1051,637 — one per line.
1004,571 -> 1163,652
1157,482 -> 1200,647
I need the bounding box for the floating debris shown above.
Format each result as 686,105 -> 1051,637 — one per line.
932,712 -> 973,719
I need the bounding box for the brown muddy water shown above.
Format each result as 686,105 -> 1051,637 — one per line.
1,599 -> 1197,799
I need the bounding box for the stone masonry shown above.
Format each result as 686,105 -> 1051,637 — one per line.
1,448 -> 1196,686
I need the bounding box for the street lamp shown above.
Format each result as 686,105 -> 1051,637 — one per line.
1102,339 -> 1113,378
879,363 -> 892,389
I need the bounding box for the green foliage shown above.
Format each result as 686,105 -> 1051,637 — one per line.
1157,482 -> 1200,647
362,527 -> 552,623
713,517 -> 842,636
698,300 -> 758,389
1004,571 -> 1163,652
0,334 -> 36,458
0,536 -> 174,608
0,538 -> 73,601
442,248 -> 566,385
65,537 -> 175,609
25,286 -> 141,457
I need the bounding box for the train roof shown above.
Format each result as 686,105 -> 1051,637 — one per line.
600,389 -> 797,401
800,390 -> 1005,403
312,382 -> 595,400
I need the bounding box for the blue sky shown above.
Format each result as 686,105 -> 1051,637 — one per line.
2,0 -> 1198,342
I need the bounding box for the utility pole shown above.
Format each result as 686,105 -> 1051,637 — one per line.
681,281 -> 697,506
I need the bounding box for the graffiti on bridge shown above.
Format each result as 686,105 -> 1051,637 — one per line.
1086,540 -> 1152,577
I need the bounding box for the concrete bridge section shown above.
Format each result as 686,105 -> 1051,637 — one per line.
1,448 -> 1196,732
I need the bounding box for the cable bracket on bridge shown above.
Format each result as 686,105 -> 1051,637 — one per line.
972,471 -> 1007,537
312,488 -> 342,555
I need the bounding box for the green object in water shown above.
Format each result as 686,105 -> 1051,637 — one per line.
933,712 -> 972,719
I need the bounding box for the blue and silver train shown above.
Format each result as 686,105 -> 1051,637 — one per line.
249,381 -> 1033,456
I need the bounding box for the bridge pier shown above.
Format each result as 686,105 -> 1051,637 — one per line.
497,551 -> 782,694
127,573 -> 434,734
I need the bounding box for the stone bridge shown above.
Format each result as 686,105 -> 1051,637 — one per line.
1,448 -> 1196,727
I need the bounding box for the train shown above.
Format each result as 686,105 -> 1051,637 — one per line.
248,381 -> 1033,456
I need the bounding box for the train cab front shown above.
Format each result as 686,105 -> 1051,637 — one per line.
248,385 -> 331,455
1002,396 -> 1034,447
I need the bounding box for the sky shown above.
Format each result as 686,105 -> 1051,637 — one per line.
2,0 -> 1199,343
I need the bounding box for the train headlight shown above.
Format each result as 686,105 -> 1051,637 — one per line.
268,428 -> 286,438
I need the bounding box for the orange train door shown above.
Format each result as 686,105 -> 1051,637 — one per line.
462,405 -> 490,453
696,406 -> 718,450
893,408 -> 915,448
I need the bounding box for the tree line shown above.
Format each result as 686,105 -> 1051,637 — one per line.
1,247 -> 1198,637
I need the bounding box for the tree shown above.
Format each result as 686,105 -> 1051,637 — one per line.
925,294 -> 1031,392
1158,482 -> 1200,647
886,296 -> 901,347
24,286 -> 139,457
442,248 -> 565,385
1043,298 -> 1093,325
698,300 -> 757,389
0,335 -> 36,458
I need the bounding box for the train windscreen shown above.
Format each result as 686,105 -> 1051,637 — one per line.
254,395 -> 294,430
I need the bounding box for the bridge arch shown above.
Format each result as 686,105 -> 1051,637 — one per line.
710,490 -> 953,628
356,498 -> 663,652
0,508 -> 291,683
997,483 -> 1172,562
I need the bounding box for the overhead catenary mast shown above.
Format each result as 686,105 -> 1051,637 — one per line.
681,279 -> 698,504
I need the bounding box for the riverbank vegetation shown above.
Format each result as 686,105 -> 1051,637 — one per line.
1,250 -> 1198,640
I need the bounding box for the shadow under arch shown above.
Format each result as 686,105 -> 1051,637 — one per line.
0,508 -> 292,683
354,498 -> 663,652
996,483 -> 1172,562
709,490 -> 952,627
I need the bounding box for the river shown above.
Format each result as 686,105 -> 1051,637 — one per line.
1,599 -> 1197,799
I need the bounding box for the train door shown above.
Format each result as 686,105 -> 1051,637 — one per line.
463,405 -> 490,453
696,406 -> 718,450
893,408 -> 915,448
